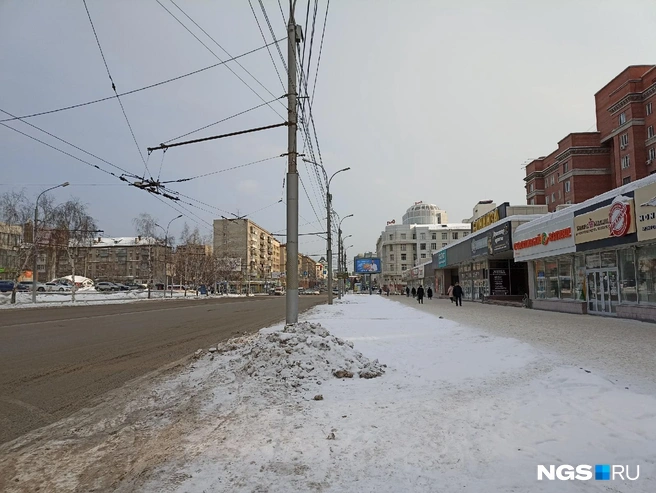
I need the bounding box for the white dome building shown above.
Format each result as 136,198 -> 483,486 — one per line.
402,202 -> 447,225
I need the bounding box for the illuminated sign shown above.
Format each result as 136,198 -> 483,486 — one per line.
472,208 -> 500,232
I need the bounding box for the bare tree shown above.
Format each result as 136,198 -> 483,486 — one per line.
133,213 -> 160,297
54,199 -> 98,302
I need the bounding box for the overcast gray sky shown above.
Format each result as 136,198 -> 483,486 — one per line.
2,0 -> 656,269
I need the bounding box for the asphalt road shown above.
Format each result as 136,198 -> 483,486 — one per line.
0,295 -> 326,445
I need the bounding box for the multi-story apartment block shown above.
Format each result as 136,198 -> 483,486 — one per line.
213,218 -> 281,282
376,203 -> 471,290
0,222 -> 23,278
84,236 -> 168,284
526,65 -> 656,212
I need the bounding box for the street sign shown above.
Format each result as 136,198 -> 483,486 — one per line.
323,270 -> 327,275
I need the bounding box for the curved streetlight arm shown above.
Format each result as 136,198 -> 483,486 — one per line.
32,181 -> 69,304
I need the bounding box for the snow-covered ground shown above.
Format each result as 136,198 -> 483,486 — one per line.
0,289 -> 249,309
1,295 -> 654,492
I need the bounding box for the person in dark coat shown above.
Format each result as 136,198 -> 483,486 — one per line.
452,282 -> 463,306
426,286 -> 433,300
411,287 -> 416,298
406,286 -> 410,297
416,285 -> 424,304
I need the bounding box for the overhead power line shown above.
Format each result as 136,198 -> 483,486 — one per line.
158,0 -> 286,121
161,155 -> 282,183
0,39 -> 285,124
248,0 -> 286,90
82,0 -> 149,176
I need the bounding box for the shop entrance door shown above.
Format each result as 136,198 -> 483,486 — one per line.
586,269 -> 619,315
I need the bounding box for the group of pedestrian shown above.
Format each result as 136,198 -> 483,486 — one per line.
405,285 -> 433,304
447,282 -> 463,306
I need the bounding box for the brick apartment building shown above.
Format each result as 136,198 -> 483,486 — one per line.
526,65 -> 656,211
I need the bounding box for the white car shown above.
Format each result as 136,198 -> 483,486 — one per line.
46,282 -> 72,292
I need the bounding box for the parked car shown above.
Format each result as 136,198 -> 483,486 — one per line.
95,281 -> 119,292
124,283 -> 145,290
274,286 -> 285,296
0,280 -> 15,292
113,283 -> 130,291
45,282 -> 72,292
18,280 -> 47,292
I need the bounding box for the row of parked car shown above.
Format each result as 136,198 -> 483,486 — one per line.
0,280 -> 73,293
94,281 -> 146,291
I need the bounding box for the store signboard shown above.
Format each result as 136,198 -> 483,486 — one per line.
574,196 -> 635,244
437,250 -> 447,268
471,203 -> 508,233
489,222 -> 511,254
471,235 -> 488,257
633,181 -> 656,242
513,213 -> 575,262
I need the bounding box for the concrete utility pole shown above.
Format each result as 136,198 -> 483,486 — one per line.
337,215 -> 353,299
32,182 -> 69,303
286,4 -> 302,324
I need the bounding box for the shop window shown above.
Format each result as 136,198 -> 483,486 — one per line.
585,253 -> 601,269
546,260 -> 559,298
535,260 -> 546,299
619,249 -> 637,303
574,255 -> 586,301
559,258 -> 573,299
601,251 -> 617,268
637,246 -> 656,303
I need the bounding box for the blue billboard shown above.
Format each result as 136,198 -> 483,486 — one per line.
354,258 -> 381,274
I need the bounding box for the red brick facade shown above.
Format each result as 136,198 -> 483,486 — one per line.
526,65 -> 656,211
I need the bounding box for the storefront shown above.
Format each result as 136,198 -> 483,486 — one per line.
432,214 -> 540,302
513,175 -> 656,322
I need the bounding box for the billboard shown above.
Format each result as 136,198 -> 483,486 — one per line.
574,195 -> 635,244
354,258 -> 381,274
634,181 -> 656,242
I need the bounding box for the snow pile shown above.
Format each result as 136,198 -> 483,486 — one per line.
228,321 -> 386,386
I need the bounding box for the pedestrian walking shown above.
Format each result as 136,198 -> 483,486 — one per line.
447,284 -> 454,303
411,287 -> 416,298
452,282 -> 463,306
427,286 -> 433,300
406,286 -> 410,297
417,285 -> 424,304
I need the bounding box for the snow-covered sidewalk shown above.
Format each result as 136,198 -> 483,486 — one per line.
1,295 -> 655,492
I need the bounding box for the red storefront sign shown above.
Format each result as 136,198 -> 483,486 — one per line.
513,227 -> 572,250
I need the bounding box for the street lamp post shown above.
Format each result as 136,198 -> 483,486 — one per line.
303,159 -> 350,305
33,182 -> 69,303
337,214 -> 353,300
155,214 -> 182,299
344,243 -> 353,293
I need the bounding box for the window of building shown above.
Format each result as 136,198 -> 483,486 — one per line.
529,183 -> 534,192
452,232 -> 458,240
421,253 -> 426,259
400,245 -> 406,251
620,133 -> 629,147
551,175 -> 555,186
441,232 -> 447,240
638,246 -> 656,303
463,232 -> 469,236
558,190 -> 561,199
431,233 -> 436,240
390,264 -> 395,272
563,162 -> 569,173
559,258 -> 573,299
420,233 -> 425,240
401,253 -> 406,261
647,102 -> 653,116
619,112 -> 626,125
413,254 -> 417,261
389,234 -> 393,240
401,264 -> 407,271
619,249 -> 637,303
546,260 -> 559,298
431,242 -> 437,250
623,176 -> 631,185
442,242 -> 447,247
546,195 -> 549,204
649,125 -> 655,139
412,233 -> 416,240
621,155 -> 630,169
390,254 -> 395,261
565,180 -> 570,193
401,233 -> 406,239
551,192 -> 555,202
420,243 -> 426,250
649,147 -> 656,162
